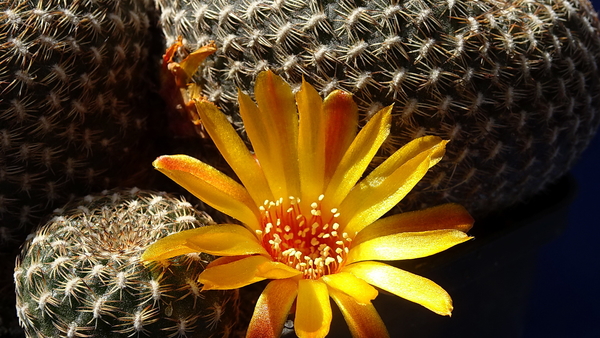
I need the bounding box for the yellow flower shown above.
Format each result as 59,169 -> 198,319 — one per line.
142,71 -> 474,338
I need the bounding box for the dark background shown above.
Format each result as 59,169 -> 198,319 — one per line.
523,0 -> 600,333
523,126 -> 600,338
2,2 -> 599,337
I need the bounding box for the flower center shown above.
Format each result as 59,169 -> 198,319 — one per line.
255,195 -> 351,280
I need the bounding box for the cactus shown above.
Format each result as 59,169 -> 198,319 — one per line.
155,0 -> 600,217
0,0 -> 161,247
14,188 -> 240,338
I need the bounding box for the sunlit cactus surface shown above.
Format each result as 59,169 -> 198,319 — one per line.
14,189 -> 240,338
156,0 -> 600,216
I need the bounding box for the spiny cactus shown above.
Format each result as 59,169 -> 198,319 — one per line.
0,0 -> 160,249
14,188 -> 240,338
156,0 -> 600,217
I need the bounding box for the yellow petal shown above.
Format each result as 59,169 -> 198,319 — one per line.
342,261 -> 453,316
238,90 -> 290,200
206,255 -> 248,268
238,89 -> 294,200
353,204 -> 474,244
247,279 -> 298,338
153,155 -> 260,230
297,77 -> 326,201
340,138 -> 447,235
250,70 -> 300,198
321,90 -> 358,187
141,235 -> 198,263
141,224 -> 267,262
183,224 -> 268,255
257,261 -> 303,279
346,230 -> 472,264
194,98 -> 273,205
321,272 -> 378,305
369,135 -> 444,178
295,279 -> 332,338
329,288 -> 390,338
199,255 -> 270,290
324,105 -> 392,209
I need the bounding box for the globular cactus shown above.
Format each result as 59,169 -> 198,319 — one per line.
14,188 -> 240,338
0,0 -> 159,248
156,0 -> 600,217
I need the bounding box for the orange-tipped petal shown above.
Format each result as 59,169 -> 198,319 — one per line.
141,224 -> 267,262
321,272 -> 378,305
179,42 -> 217,80
340,137 -> 447,235
247,279 -> 298,338
329,288 -> 390,338
194,98 -> 273,205
324,105 -> 392,209
162,38 -> 182,68
321,90 -> 358,186
346,230 -> 472,264
343,261 -> 453,316
199,255 -> 271,290
153,155 -> 260,230
251,70 -> 301,198
297,78 -> 326,201
353,204 -> 474,244
295,279 -> 332,338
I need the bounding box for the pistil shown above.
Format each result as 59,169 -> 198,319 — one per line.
256,195 -> 352,279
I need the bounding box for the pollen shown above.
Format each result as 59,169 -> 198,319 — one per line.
258,196 -> 349,279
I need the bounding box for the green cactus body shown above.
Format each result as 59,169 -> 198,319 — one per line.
14,189 -> 239,338
0,0 -> 158,243
156,0 -> 600,216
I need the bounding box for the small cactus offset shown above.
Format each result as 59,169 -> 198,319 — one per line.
156,0 -> 600,216
0,0 -> 158,244
14,189 -> 240,338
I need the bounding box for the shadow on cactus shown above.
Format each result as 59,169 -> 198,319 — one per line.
0,0 -> 163,250
14,189 -> 240,337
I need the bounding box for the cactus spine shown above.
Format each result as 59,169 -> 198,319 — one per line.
14,189 -> 240,338
155,0 -> 600,217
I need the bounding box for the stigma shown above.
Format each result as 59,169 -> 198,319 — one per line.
256,195 -> 352,279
